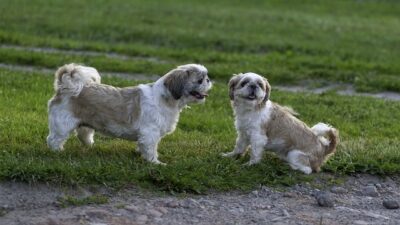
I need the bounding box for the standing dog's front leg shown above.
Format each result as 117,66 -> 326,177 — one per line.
221,132 -> 250,158
137,129 -> 165,165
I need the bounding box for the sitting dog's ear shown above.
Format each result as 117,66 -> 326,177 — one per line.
228,74 -> 243,100
262,78 -> 271,104
164,68 -> 190,100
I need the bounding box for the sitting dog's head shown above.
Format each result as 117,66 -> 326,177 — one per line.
228,73 -> 271,107
164,64 -> 212,103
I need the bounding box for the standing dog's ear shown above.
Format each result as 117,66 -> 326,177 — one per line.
164,68 -> 190,100
261,77 -> 271,104
228,74 -> 243,100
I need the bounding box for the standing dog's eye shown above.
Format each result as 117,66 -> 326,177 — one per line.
206,78 -> 210,83
257,81 -> 263,87
241,81 -> 248,87
198,79 -> 203,84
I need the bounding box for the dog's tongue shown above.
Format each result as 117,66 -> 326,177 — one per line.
191,91 -> 208,99
199,93 -> 208,97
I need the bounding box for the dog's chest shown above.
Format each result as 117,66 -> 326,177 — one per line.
234,103 -> 273,138
158,107 -> 180,134
235,113 -> 264,137
139,84 -> 180,136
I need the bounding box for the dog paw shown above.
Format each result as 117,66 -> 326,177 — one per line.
300,167 -> 312,174
221,152 -> 236,157
152,160 -> 167,166
242,160 -> 258,166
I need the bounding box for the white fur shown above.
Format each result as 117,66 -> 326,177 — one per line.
311,122 -> 332,146
287,150 -> 312,174
132,79 -> 184,164
47,99 -> 80,150
222,86 -> 273,164
222,73 -> 276,165
237,100 -> 272,165
57,65 -> 101,96
311,122 -> 332,136
47,64 -> 211,165
223,73 -> 338,174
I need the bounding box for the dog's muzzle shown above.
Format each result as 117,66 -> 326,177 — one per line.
190,91 -> 208,100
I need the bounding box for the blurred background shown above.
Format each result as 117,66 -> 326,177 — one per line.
1,0 -> 399,92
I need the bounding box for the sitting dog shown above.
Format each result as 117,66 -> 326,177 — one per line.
222,72 -> 338,174
47,63 -> 212,164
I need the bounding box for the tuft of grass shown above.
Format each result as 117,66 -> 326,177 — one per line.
57,195 -> 109,208
0,69 -> 399,193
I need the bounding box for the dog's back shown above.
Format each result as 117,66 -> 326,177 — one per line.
264,103 -> 321,155
265,103 -> 339,172
69,84 -> 142,139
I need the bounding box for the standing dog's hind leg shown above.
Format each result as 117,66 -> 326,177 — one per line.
76,126 -> 95,146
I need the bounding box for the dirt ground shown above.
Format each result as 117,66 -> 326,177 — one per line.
0,174 -> 399,225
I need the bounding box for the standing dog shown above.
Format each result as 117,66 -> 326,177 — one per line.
47,63 -> 212,164
222,73 -> 338,174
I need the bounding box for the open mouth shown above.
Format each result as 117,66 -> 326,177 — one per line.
190,91 -> 208,99
245,94 -> 257,100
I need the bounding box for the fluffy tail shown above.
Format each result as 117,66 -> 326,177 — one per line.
311,122 -> 339,155
54,63 -> 101,96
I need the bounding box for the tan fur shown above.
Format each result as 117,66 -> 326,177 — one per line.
262,103 -> 330,171
228,74 -> 244,100
54,63 -> 78,91
164,69 -> 190,100
47,63 -> 211,164
225,72 -> 339,173
260,77 -> 271,105
70,85 -> 142,140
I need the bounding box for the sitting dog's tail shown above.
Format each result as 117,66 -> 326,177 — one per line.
54,63 -> 101,96
311,122 -> 339,155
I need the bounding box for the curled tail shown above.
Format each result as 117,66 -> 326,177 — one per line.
325,128 -> 339,155
54,63 -> 101,96
311,122 -> 339,155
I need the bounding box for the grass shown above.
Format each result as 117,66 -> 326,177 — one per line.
0,0 -> 399,92
0,69 -> 399,193
57,195 -> 109,208
0,0 -> 399,193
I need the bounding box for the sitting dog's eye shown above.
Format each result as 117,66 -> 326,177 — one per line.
206,78 -> 210,83
257,82 -> 263,87
198,79 -> 203,84
241,81 -> 248,87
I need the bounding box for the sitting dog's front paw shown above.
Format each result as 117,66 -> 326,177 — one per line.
221,152 -> 236,158
152,159 -> 167,166
242,160 -> 259,167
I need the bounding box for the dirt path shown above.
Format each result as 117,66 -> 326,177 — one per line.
0,45 -> 167,63
2,62 -> 400,102
1,174 -> 399,225
275,85 -> 400,101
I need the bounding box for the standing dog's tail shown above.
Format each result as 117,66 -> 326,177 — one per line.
311,122 -> 339,155
54,63 -> 101,96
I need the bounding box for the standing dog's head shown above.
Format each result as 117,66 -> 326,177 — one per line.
163,64 -> 212,103
228,73 -> 271,107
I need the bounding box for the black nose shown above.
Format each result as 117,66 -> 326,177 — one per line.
249,84 -> 257,89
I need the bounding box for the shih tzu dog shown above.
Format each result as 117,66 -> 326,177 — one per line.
222,72 -> 338,174
47,63 -> 212,164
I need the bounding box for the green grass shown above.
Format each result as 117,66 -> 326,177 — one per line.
0,0 -> 399,193
0,0 -> 400,91
1,69 -> 399,193
57,195 -> 109,208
